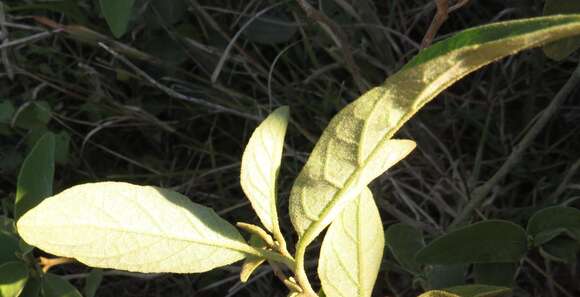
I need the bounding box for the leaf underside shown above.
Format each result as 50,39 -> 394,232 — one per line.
17,182 -> 249,273
289,15 -> 580,247
318,188 -> 384,297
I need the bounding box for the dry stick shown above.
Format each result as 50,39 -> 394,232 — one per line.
420,0 -> 469,48
296,0 -> 368,93
98,43 -> 259,121
451,62 -> 580,227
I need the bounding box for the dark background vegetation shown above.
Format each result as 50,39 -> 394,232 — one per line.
1,0 -> 579,296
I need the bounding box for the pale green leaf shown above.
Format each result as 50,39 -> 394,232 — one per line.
0,261 -> 29,297
290,14 -> 580,248
99,0 -> 135,38
527,206 -> 580,245
543,0 -> 580,60
240,235 -> 267,283
385,223 -> 425,274
42,273 -> 82,297
416,220 -> 527,265
318,188 -> 384,297
17,182 -> 255,273
15,132 -> 55,220
419,285 -> 511,297
241,106 -> 289,233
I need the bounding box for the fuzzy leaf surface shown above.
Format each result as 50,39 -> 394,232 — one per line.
290,15 -> 580,247
318,188 -> 384,297
17,182 -> 251,273
241,106 -> 289,233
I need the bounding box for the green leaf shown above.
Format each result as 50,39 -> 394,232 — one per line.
239,235 -> 267,283
426,264 -> 466,290
473,263 -> 516,287
17,182 -> 257,273
385,223 -> 425,274
145,0 -> 188,28
416,220 -> 528,265
527,206 -> 580,245
99,0 -> 135,38
543,0 -> 580,60
290,14 -> 580,250
19,276 -> 41,297
241,106 -> 289,234
419,285 -> 512,297
42,273 -> 82,297
54,131 -> 71,165
15,132 -> 55,220
14,101 -> 51,130
318,188 -> 384,297
539,236 -> 579,263
83,269 -> 103,297
0,261 -> 29,297
0,100 -> 15,124
0,231 -> 20,264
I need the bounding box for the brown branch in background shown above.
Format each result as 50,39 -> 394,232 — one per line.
296,0 -> 368,93
421,0 -> 470,48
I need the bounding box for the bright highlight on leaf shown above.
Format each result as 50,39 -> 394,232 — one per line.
318,188 -> 384,297
17,182 -> 251,273
241,106 -> 289,234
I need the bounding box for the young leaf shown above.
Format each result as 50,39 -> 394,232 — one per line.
241,106 -> 289,234
318,188 -> 384,297
0,261 -> 29,297
385,223 -> 425,274
15,132 -> 55,220
419,285 -> 512,297
290,14 -> 580,249
240,235 -> 267,282
527,206 -> 580,245
416,220 -> 527,265
99,0 -> 135,38
17,182 -> 257,273
42,273 -> 82,297
543,0 -> 580,60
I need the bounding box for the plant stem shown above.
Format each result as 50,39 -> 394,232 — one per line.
451,61 -> 580,227
242,245 -> 295,272
293,244 -> 318,297
39,256 -> 75,273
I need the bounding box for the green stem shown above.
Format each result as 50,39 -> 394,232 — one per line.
294,242 -> 318,297
241,245 -> 295,272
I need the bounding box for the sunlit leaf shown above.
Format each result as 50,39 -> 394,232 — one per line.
318,188 -> 384,297
239,235 -> 267,283
290,15 -> 580,250
241,106 -> 289,233
15,132 -> 55,220
416,220 -> 527,265
99,0 -> 135,38
17,182 -> 254,273
0,261 -> 29,297
385,223 -> 424,274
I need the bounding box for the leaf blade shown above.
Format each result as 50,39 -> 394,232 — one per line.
241,106 -> 289,233
17,182 -> 251,273
42,273 -> 82,297
99,0 -> 134,38
0,261 -> 29,297
385,223 -> 425,274
318,188 -> 384,297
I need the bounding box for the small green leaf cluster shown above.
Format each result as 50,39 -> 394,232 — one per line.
3,14 -> 580,297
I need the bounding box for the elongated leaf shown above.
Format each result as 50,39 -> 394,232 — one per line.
15,132 -> 55,220
99,0 -> 134,38
527,206 -> 580,245
83,269 -> 103,297
419,285 -> 511,297
416,220 -> 527,265
318,188 -> 384,297
543,0 -> 580,60
241,106 -> 289,233
386,223 -> 425,274
240,235 -> 267,282
289,15 -> 580,247
43,274 -> 82,297
17,182 -> 254,273
0,261 -> 29,297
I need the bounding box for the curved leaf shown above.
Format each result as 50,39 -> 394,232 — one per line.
386,223 -> 425,274
527,206 -> 580,245
241,106 -> 289,233
543,0 -> 580,60
42,273 -> 82,297
99,0 -> 134,38
419,285 -> 511,297
239,235 -> 267,283
318,188 -> 384,297
416,220 -> 527,265
17,182 -> 253,273
290,14 -> 580,248
15,132 -> 55,220
0,261 -> 29,297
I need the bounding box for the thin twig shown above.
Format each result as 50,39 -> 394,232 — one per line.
296,0 -> 368,93
421,0 -> 469,48
451,62 -> 580,227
